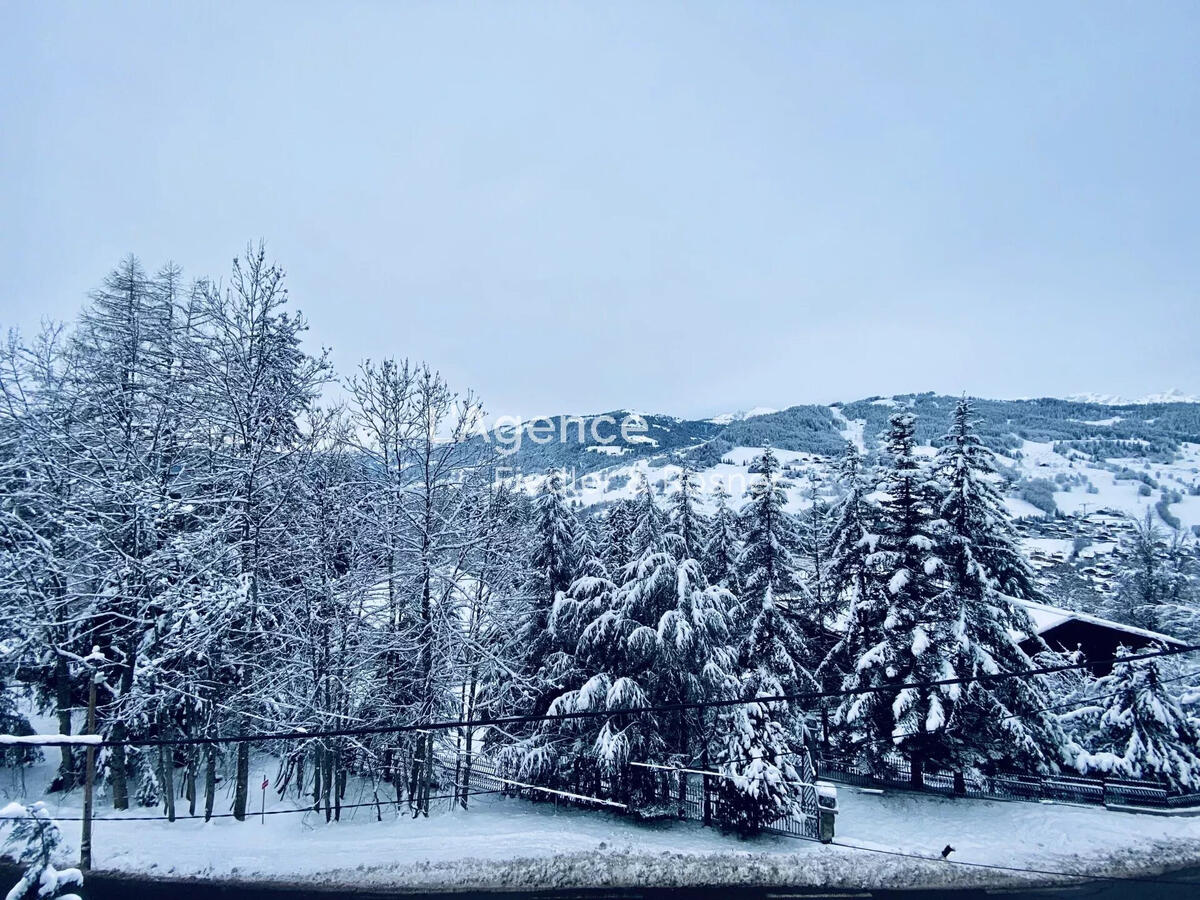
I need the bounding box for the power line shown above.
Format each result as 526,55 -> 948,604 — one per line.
33,640 -> 1198,750
830,839 -> 1200,888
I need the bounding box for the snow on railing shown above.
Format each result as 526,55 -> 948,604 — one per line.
0,734 -> 102,746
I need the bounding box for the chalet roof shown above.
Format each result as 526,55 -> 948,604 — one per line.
1013,597 -> 1186,648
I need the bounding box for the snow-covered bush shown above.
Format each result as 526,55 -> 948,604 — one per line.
713,699 -> 802,836
0,802 -> 83,900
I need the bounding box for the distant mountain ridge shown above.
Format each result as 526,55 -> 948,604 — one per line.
491,392 -> 1200,477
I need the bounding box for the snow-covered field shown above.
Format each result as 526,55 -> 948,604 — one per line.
7,766 -> 1200,891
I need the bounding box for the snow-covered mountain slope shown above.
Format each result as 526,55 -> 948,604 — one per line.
500,392 -> 1200,535
706,406 -> 778,425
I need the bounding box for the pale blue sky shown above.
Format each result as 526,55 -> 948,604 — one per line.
3,2 -> 1198,419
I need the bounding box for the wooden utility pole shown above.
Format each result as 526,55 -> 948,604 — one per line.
80,673 -> 97,870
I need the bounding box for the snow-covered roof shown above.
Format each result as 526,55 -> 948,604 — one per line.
1013,597 -> 1185,647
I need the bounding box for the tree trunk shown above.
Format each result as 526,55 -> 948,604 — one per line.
160,745 -> 176,822
53,654 -> 75,791
701,744 -> 712,826
233,742 -> 250,820
421,730 -> 434,817
953,770 -> 966,797
323,745 -> 333,822
324,748 -> 333,825
185,758 -> 197,816
408,742 -> 421,814
336,768 -> 346,822
312,745 -> 323,811
910,753 -> 924,790
110,640 -> 137,809
204,746 -> 216,822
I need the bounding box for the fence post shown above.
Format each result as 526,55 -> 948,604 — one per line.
701,748 -> 712,826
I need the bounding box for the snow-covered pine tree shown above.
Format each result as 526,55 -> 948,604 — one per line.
629,474 -> 668,559
1105,511 -> 1191,633
0,802 -> 83,900
703,482 -> 742,592
1073,648 -> 1200,791
929,398 -> 1066,780
530,469 -> 579,611
1159,531 -> 1199,642
501,469 -> 582,739
604,499 -> 637,574
713,694 -> 806,836
730,585 -> 815,728
818,443 -> 884,753
570,510 -> 602,573
714,584 -> 813,835
833,413 -> 945,784
549,522 -> 736,801
511,555 -> 620,791
737,447 -> 804,606
670,467 -> 707,560
823,443 -> 881,638
936,398 -> 1041,603
794,480 -> 835,649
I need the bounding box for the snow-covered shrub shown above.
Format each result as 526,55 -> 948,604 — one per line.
0,802 -> 83,900
713,699 -> 802,836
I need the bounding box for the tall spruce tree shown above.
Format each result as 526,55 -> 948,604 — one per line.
604,499 -> 637,574
936,399 -> 1041,602
715,585 -> 813,835
629,474 -> 668,560
530,470 -> 579,610
713,691 -> 806,835
930,399 -> 1066,779
737,447 -> 804,605
833,413 -> 945,784
703,483 -> 742,592
1106,512 -> 1191,633
671,467 -> 707,559
549,493 -> 736,796
817,443 -> 882,750
823,443 -> 881,634
511,469 -> 580,722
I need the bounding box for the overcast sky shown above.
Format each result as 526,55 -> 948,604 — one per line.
3,2 -> 1198,419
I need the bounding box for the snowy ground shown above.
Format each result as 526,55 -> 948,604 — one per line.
6,762 -> 1200,892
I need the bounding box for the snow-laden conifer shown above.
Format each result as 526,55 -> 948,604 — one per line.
929,398 -> 1066,776
1073,649 -> 1200,791
703,483 -> 742,592
670,467 -> 707,560
833,413 -> 944,782
737,447 -> 804,604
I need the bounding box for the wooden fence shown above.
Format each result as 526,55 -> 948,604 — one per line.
817,752 -> 1200,810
